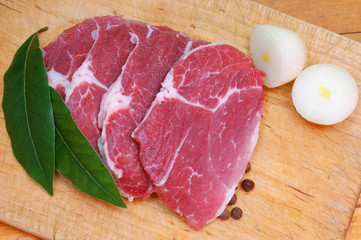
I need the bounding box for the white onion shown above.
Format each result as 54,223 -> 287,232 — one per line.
292,64 -> 359,125
250,25 -> 307,88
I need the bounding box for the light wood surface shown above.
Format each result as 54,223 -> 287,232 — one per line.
0,0 -> 361,239
0,222 -> 40,240
347,197 -> 361,239
256,0 -> 361,43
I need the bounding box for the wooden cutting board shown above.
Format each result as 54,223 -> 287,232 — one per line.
1,0 -> 361,239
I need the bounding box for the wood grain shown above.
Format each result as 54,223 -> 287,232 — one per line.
0,0 -> 361,239
0,222 -> 40,240
254,0 -> 361,42
346,197 -> 361,239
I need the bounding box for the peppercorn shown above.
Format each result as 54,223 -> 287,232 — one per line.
231,207 -> 242,219
218,209 -> 230,220
241,179 -> 255,192
228,194 -> 237,205
245,162 -> 251,173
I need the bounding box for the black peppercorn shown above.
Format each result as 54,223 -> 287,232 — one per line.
218,209 -> 230,220
241,179 -> 255,192
228,194 -> 237,205
231,207 -> 242,219
245,162 -> 251,173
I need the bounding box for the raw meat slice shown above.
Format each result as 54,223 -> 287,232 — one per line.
43,16 -> 125,99
98,31 -> 206,200
132,43 -> 264,229
65,19 -> 157,153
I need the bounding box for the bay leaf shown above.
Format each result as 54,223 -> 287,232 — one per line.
2,28 -> 54,195
50,88 -> 126,208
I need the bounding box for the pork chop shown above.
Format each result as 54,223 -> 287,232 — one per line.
64,19 -> 157,153
98,31 -> 206,200
132,43 -> 264,229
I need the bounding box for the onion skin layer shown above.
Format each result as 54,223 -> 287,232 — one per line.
292,64 -> 359,125
250,25 -> 307,88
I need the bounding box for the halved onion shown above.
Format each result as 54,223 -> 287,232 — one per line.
292,64 -> 359,125
250,25 -> 307,88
